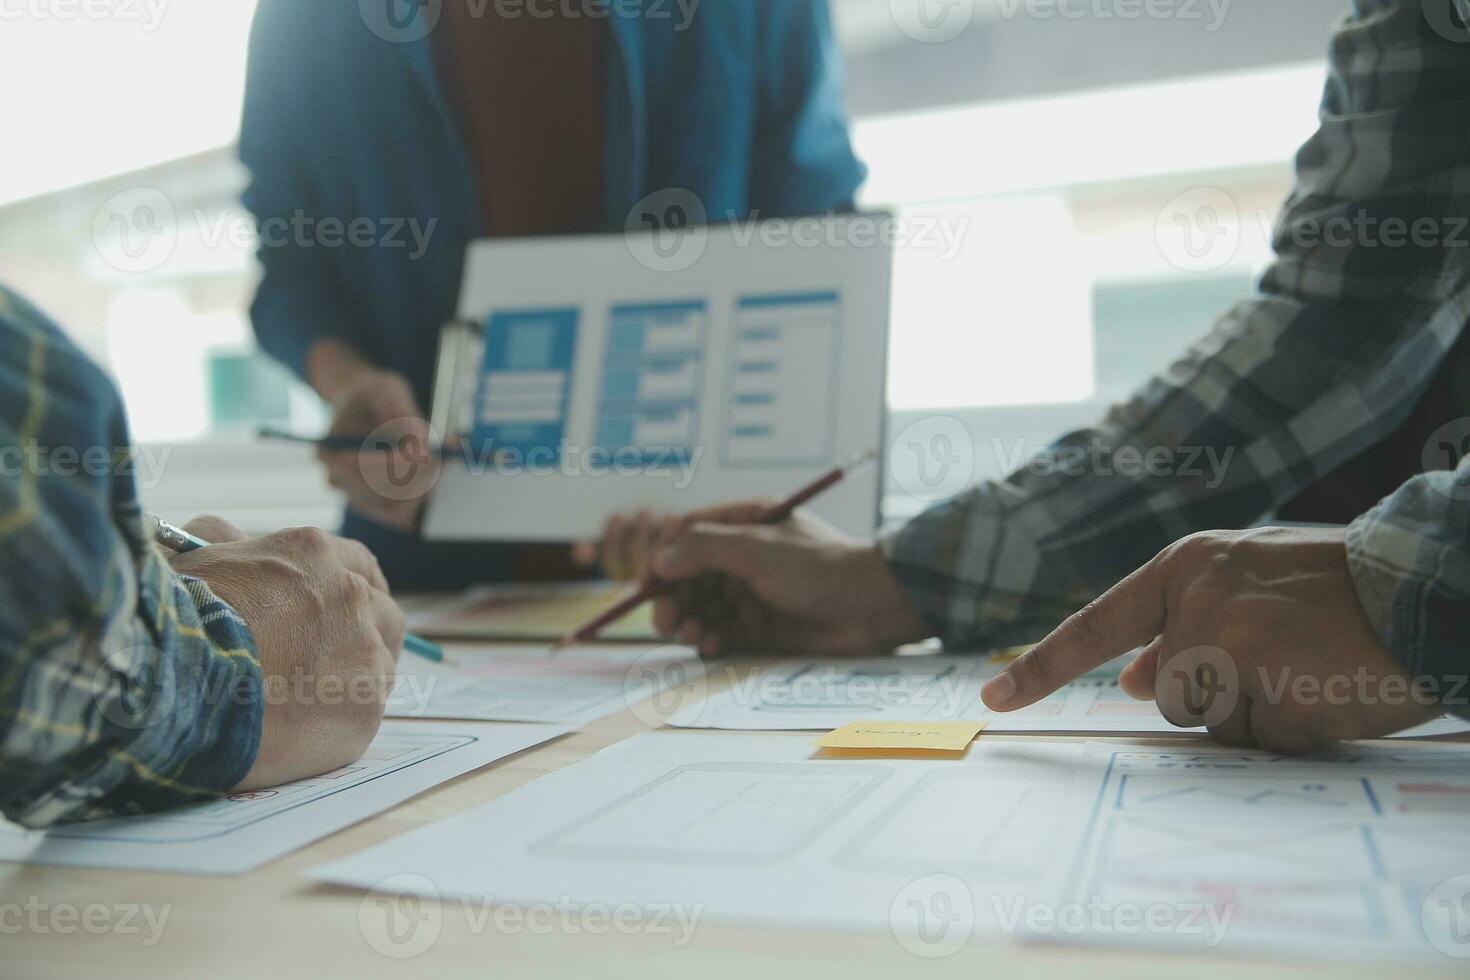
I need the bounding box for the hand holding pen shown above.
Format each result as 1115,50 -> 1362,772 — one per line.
146,514 -> 435,789
633,483 -> 934,660
149,515 -> 448,665
556,452 -> 886,651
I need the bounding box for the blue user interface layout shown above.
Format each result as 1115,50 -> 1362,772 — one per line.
722,292 -> 842,467
473,309 -> 579,461
595,302 -> 708,465
471,292 -> 845,470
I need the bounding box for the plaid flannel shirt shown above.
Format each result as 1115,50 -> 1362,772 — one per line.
882,0 -> 1470,714
0,287 -> 263,829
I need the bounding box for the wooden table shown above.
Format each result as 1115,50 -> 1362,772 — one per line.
3,652 -> 1462,979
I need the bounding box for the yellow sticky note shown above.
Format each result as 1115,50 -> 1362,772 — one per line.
816,721 -> 987,753
992,645 -> 1033,663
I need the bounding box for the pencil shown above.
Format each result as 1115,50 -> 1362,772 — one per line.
258,426 -> 453,458
146,515 -> 450,665
554,450 -> 878,650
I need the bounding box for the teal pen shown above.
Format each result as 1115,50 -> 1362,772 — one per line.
146,515 -> 448,665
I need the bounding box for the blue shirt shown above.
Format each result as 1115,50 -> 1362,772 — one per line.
238,0 -> 867,588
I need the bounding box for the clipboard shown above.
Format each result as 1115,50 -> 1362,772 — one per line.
427,317 -> 484,446
422,217 -> 893,542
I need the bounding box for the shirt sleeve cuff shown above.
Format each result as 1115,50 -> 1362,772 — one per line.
1346,478 -> 1470,721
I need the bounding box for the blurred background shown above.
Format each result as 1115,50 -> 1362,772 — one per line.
0,0 -> 1346,529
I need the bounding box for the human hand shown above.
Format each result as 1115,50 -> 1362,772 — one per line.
167,516 -> 406,789
646,501 -> 932,658
572,510 -> 682,581
320,368 -> 438,533
980,527 -> 1443,752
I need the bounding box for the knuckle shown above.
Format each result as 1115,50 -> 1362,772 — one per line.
340,571 -> 374,609
1214,540 -> 1255,574
279,525 -> 331,556
1168,530 -> 1225,567
347,539 -> 379,573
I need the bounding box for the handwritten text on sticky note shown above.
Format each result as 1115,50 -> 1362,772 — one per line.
816,721 -> 987,753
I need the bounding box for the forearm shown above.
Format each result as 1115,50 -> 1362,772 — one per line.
882,292 -> 1466,650
239,0 -> 362,383
21,551 -> 268,827
0,289 -> 265,828
882,4 -> 1470,650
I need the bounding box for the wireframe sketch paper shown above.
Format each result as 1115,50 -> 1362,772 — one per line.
423,217 -> 892,541
1037,742 -> 1470,961
670,655 -> 1470,738
668,657 -> 991,731
312,733 -> 1084,939
386,644 -> 702,726
0,723 -> 569,875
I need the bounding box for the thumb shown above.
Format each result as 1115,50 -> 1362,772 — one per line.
653,523 -> 776,586
182,514 -> 248,544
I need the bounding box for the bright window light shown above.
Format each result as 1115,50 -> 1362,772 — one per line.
853,62 -> 1325,206
857,64 -> 1324,411
886,195 -> 1092,411
0,0 -> 260,207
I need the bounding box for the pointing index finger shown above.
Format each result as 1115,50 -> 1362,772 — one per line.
981,555 -> 1169,711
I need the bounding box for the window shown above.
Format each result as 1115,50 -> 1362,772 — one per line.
0,1 -> 1333,527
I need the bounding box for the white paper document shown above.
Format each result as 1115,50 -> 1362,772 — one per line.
313,733 -> 1083,938
424,217 -> 892,541
669,656 -> 989,730
0,722 -> 569,875
671,655 -> 1470,738
1040,742 -> 1470,961
387,644 -> 702,727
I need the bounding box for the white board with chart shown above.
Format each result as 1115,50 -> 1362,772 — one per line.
423,216 -> 892,541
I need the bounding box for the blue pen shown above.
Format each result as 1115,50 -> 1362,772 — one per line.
146,515 -> 448,665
